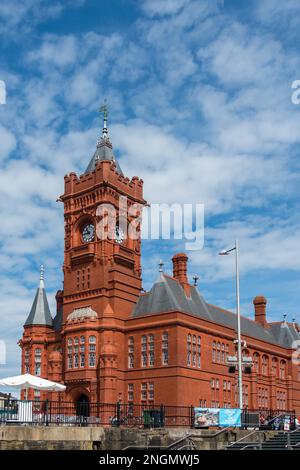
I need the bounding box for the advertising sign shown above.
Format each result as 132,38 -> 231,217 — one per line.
219,408 -> 241,427
194,408 -> 219,427
284,415 -> 291,431
194,407 -> 242,427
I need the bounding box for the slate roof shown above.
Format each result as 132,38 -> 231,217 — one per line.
132,273 -> 300,348
24,280 -> 53,327
84,136 -> 123,175
53,306 -> 62,332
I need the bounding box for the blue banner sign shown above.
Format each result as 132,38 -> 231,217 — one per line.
219,408 -> 241,427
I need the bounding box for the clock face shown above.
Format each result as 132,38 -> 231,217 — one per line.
82,223 -> 95,243
115,225 -> 125,244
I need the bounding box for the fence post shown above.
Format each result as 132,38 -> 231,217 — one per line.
45,399 -> 49,426
116,401 -> 121,427
6,394 -> 10,422
160,404 -> 164,428
190,405 -> 194,429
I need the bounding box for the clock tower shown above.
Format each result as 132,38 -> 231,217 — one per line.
58,108 -> 146,402
61,110 -> 146,322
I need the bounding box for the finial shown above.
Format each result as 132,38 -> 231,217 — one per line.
193,275 -> 199,287
158,260 -> 164,272
283,313 -> 287,322
292,317 -> 296,324
99,100 -> 109,139
39,264 -> 45,288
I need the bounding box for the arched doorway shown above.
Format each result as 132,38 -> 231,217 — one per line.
76,394 -> 90,422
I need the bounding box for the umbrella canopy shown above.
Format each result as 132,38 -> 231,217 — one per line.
0,373 -> 66,392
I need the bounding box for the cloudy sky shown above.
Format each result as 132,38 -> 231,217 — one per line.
0,0 -> 300,380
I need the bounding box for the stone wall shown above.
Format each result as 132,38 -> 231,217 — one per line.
0,426 -> 278,450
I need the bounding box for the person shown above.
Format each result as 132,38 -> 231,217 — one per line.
295,417 -> 300,428
259,414 -> 266,428
273,416 -> 280,431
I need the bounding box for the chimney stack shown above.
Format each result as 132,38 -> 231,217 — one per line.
172,253 -> 190,296
253,295 -> 268,327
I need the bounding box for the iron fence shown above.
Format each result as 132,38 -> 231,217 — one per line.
0,398 -> 296,429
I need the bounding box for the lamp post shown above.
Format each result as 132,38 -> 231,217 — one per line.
219,239 -> 243,411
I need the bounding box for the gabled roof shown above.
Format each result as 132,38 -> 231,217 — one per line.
133,273 -> 212,320
132,273 -> 300,349
268,322 -> 300,348
24,269 -> 53,327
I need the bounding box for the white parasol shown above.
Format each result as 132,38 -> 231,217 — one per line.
0,373 -> 66,399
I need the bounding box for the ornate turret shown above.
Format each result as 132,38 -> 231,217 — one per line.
84,102 -> 123,175
24,265 -> 53,327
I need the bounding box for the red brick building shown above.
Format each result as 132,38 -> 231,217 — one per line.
20,119 -> 300,414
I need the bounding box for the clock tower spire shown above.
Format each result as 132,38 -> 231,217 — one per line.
60,107 -> 147,325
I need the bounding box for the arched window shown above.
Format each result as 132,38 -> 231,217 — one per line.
74,337 -> 79,345
216,342 -> 221,362
24,348 -> 30,373
221,343 -> 225,363
148,335 -> 154,367
192,335 -> 197,367
148,334 -> 155,366
88,335 -> 96,367
80,351 -> 85,367
187,334 -> 192,366
67,341 -> 72,369
148,334 -> 154,351
141,335 -> 147,367
80,336 -> 85,344
212,340 -> 217,362
162,332 -> 168,365
253,353 -> 260,373
197,336 -> 201,368
280,360 -> 286,380
271,358 -> 278,377
34,348 -> 42,376
128,336 -> 134,369
74,352 -> 79,368
262,355 -> 268,375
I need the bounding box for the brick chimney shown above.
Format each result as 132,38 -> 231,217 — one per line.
253,295 -> 268,327
172,253 -> 190,296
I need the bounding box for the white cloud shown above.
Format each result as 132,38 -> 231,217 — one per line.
141,0 -> 190,17
113,121 -> 294,213
188,215 -> 300,284
27,35 -> 78,68
198,22 -> 289,86
0,125 -> 16,160
0,0 -> 85,36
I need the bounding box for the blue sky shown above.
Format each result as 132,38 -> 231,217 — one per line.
0,0 -> 300,380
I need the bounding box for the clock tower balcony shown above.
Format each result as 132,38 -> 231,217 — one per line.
70,243 -> 95,266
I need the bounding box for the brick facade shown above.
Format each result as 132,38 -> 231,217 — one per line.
19,127 -> 300,414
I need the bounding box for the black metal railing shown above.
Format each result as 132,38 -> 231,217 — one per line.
0,399 -> 296,429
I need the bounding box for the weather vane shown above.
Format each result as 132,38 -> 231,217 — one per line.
99,101 -> 109,122
158,260 -> 164,273
99,100 -> 109,139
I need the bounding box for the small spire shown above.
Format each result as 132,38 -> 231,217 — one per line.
24,264 -> 52,327
283,313 -> 287,323
99,101 -> 109,140
40,264 -> 45,289
193,275 -> 199,287
158,260 -> 164,272
292,317 -> 296,325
